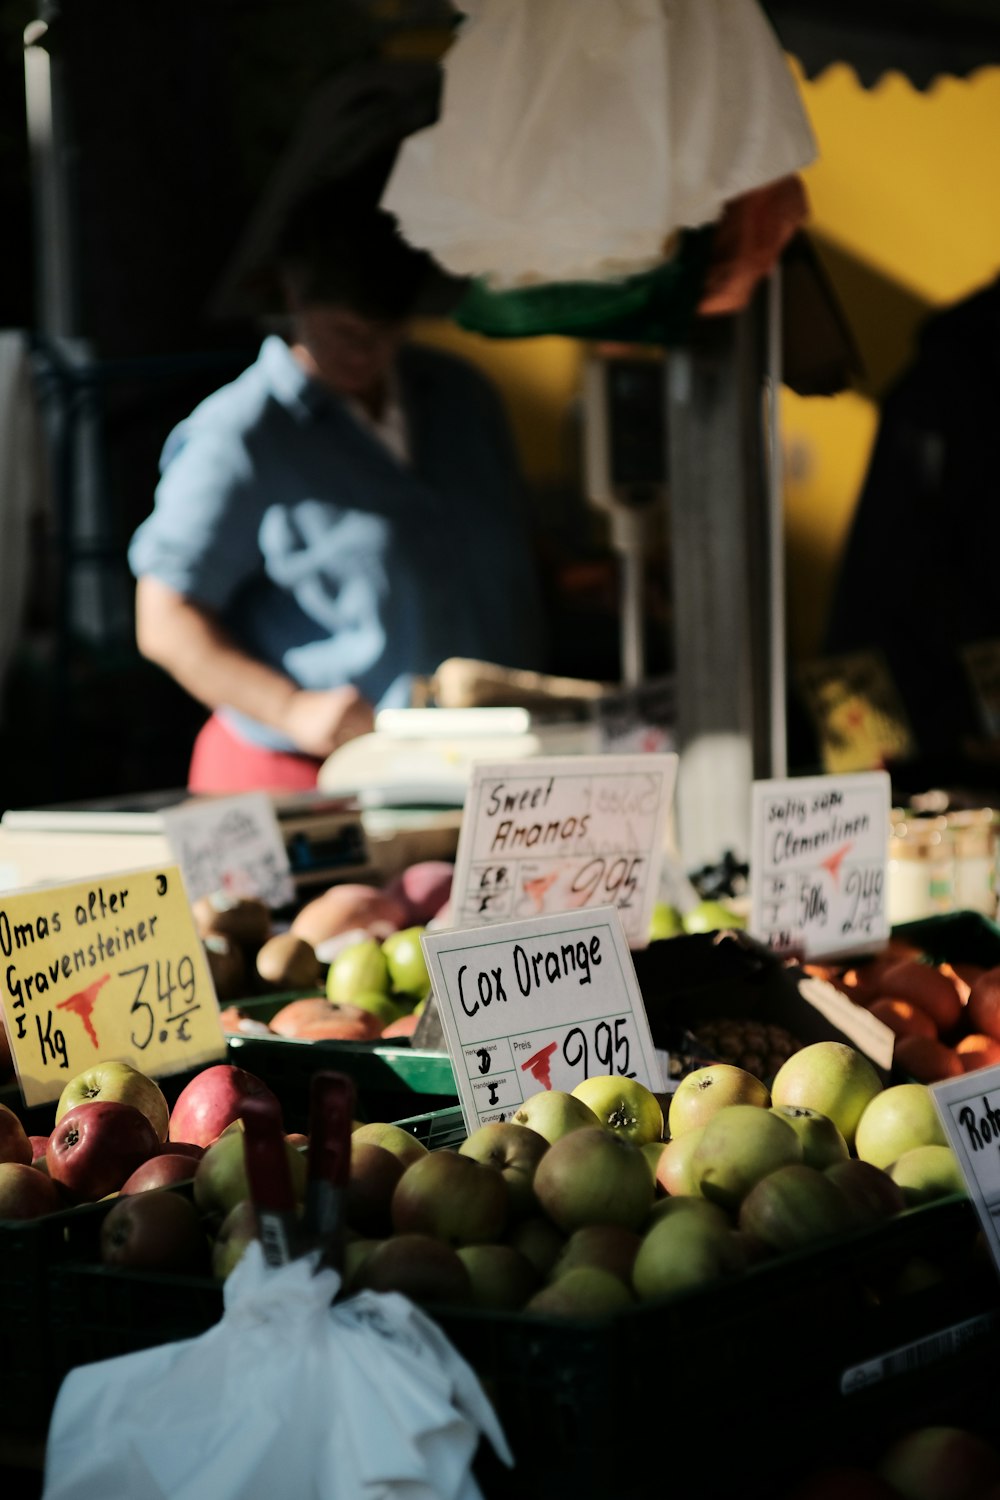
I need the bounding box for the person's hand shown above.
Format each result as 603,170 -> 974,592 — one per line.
281,686 -> 375,759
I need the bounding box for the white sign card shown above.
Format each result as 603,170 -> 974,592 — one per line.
450,753 -> 677,947
932,1067 -> 1000,1274
421,905 -> 664,1132
749,771 -> 891,962
160,793 -> 295,908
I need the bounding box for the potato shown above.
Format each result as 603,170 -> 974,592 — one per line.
202,933 -> 248,1003
255,932 -> 322,991
193,893 -> 272,954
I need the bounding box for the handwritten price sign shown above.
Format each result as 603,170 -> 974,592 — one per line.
932,1067 -> 1000,1277
450,754 -> 676,947
161,792 -> 294,908
749,772 -> 891,962
0,866 -> 226,1106
421,906 -> 664,1132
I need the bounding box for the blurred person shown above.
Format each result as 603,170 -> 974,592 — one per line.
129,184 -> 545,793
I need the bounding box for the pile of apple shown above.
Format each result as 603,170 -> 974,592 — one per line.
809,937 -> 1000,1083
776,1424 -> 1000,1500
197,861 -> 452,1038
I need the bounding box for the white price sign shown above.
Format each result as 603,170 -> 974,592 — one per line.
421,906 -> 664,1132
450,754 -> 676,947
933,1067 -> 1000,1275
161,793 -> 295,909
749,771 -> 891,962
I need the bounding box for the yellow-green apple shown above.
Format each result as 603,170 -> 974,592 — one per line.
46,1101 -> 160,1201
769,1105 -> 850,1169
770,1041 -> 883,1149
549,1224 -> 642,1287
345,991 -> 408,1030
212,1199 -> 259,1280
878,1427 -> 1000,1500
459,1121 -> 549,1219
168,1065 -> 281,1150
888,1144 -> 967,1206
655,1126 -> 706,1196
0,1161 -> 62,1218
525,1265 -> 633,1317
570,1075 -> 663,1145
645,1195 -> 732,1233
853,1082 -> 947,1169
532,1127 -> 654,1232
510,1089 -> 600,1143
681,899 -> 746,934
504,1215 -> 566,1279
824,1158 -> 906,1226
667,1064 -> 770,1139
380,926 -> 431,1000
342,1235 -> 383,1292
101,1189 -> 209,1272
346,1142 -> 406,1237
632,1211 -> 748,1300
56,1060 -> 170,1143
642,1140 -> 669,1185
327,938 -> 390,1005
648,901 -> 684,941
0,1102 -> 32,1166
351,1121 -> 429,1167
736,1163 -> 858,1252
357,1232 -> 474,1304
119,1153 -> 199,1194
391,1150 -> 508,1244
193,1128 -> 307,1223
456,1243 -> 539,1310
690,1104 -> 802,1212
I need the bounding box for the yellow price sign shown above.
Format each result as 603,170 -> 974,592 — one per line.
0,865 -> 226,1107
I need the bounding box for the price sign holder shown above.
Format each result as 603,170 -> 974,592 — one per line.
421,905 -> 664,1133
933,1066 -> 1000,1275
0,865 -> 226,1107
161,792 -> 295,908
450,753 -> 677,948
750,771 -> 891,963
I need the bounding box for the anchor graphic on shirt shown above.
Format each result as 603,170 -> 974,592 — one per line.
56,973 -> 111,1049
520,1041 -> 558,1090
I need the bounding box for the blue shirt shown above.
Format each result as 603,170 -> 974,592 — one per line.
128,336 -> 544,749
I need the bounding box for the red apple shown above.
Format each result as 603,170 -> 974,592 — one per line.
168,1065 -> 281,1149
28,1135 -> 51,1168
384,861 -> 454,925
101,1189 -> 209,1272
737,1163 -> 858,1252
119,1154 -> 200,1194
0,1102 -> 32,1166
357,1232 -> 473,1305
456,1243 -> 539,1310
46,1100 -> 160,1202
391,1150 -> 508,1245
158,1141 -> 204,1161
55,1060 -> 170,1143
346,1143 -> 406,1238
549,1224 -> 642,1287
0,1160 -> 62,1218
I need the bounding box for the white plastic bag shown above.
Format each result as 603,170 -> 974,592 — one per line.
381,0 -> 817,288
42,1242 -> 513,1500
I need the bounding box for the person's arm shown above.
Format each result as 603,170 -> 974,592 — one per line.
134,576 -> 374,758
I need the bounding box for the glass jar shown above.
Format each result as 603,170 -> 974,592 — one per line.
887,816 -> 956,924
946,808 -> 997,917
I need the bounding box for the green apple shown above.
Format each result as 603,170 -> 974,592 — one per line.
648,901 -> 684,941
456,1243 -> 539,1310
769,1105 -> 850,1170
691,1104 -> 803,1212
459,1121 -> 549,1220
681,899 -> 746,935
632,1210 -> 747,1300
56,1060 -> 170,1143
511,1089 -> 600,1144
571,1075 -> 664,1145
888,1144 -> 967,1206
211,1199 -> 258,1280
737,1163 -> 858,1252
645,1195 -> 731,1233
853,1082 -> 947,1169
653,1126 -> 706,1196
391,1150 -> 508,1245
327,938 -> 390,1005
525,1266 -> 633,1318
193,1129 -> 308,1222
380,926 -> 431,1000
346,990 -> 408,1029
504,1215 -> 566,1279
667,1064 -> 770,1139
351,1120 -> 429,1168
532,1127 -> 654,1233
770,1041 -> 883,1149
